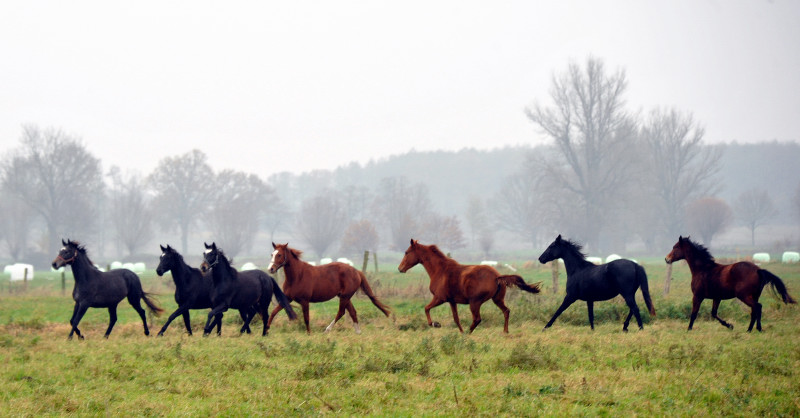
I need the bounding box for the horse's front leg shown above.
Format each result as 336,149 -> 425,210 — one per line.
711,299 -> 733,329
157,305 -> 190,336
204,305 -> 227,336
543,296 -> 575,330
448,302 -> 464,333
687,295 -> 703,330
424,297 -> 445,328
69,302 -> 89,340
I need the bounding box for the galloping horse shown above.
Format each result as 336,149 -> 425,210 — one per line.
267,242 -> 391,334
155,244 -> 255,336
398,239 -> 541,333
52,239 -> 163,339
202,243 -> 296,336
666,235 -> 796,331
538,235 -> 655,331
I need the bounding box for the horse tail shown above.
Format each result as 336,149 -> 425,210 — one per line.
358,272 -> 392,317
758,269 -> 797,304
496,275 -> 541,294
142,292 -> 165,316
271,276 -> 297,320
636,264 -> 656,317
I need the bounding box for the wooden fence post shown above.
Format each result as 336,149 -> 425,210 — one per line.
373,251 -> 378,272
23,268 -> 28,293
551,261 -> 559,294
361,250 -> 370,274
663,263 -> 672,296
62,270 -> 66,296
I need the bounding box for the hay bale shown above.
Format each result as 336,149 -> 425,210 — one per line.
605,254 -> 622,263
8,263 -> 34,281
240,262 -> 258,271
782,251 -> 800,264
586,257 -> 603,265
336,257 -> 354,267
480,260 -> 498,266
752,253 -> 770,264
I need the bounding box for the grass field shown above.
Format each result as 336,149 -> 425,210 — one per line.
1,261 -> 799,416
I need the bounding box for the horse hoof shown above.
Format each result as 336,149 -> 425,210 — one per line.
157,332 -> 164,337
431,322 -> 441,328
622,328 -> 628,333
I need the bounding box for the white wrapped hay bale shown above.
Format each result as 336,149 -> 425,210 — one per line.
605,254 -> 622,263
586,257 -> 603,265
782,252 -> 799,264
336,258 -> 354,267
239,262 -> 258,271
752,253 -> 770,264
110,261 -> 123,270
7,263 -> 34,281
133,262 -> 146,273
480,260 -> 498,266
319,258 -> 333,265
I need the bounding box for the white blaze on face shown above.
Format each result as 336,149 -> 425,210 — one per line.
268,249 -> 279,271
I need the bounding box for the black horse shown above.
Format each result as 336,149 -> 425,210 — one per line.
52,239 -> 164,339
155,244 -> 255,336
538,235 -> 656,331
202,242 -> 296,336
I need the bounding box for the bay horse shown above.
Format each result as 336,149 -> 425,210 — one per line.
267,242 -> 391,334
202,242 -> 296,336
398,239 -> 541,333
666,235 -> 796,331
155,244 -> 255,336
52,239 -> 163,339
538,235 -> 655,331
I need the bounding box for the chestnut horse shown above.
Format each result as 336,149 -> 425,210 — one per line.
398,239 -> 541,333
267,242 -> 391,334
666,236 -> 796,331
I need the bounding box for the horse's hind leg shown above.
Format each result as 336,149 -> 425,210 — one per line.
688,295 -> 703,330
104,305 -> 118,338
740,295 -> 762,332
623,310 -> 634,332
622,294 -> 643,330
325,298 -> 349,333
448,302 -> 464,333
467,301 -> 483,334
491,296 -> 511,333
711,299 -> 733,329
345,300 -> 361,334
587,301 -> 595,330
128,296 -> 150,336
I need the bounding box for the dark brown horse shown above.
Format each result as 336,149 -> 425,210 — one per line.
666,236 -> 796,331
398,239 -> 541,333
267,242 -> 391,334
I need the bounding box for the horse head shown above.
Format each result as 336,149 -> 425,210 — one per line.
53,239 -> 81,269
202,242 -> 220,272
398,239 -> 422,273
268,242 -> 289,274
538,235 -> 564,264
156,244 -> 178,276
665,236 -> 689,264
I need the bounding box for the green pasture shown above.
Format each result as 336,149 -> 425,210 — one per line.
1,261 -> 799,416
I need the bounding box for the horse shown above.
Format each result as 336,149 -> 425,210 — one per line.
52,239 -> 164,339
665,235 -> 796,331
538,235 -> 655,331
267,242 -> 391,334
155,244 -> 256,336
398,239 -> 541,333
202,242 -> 296,336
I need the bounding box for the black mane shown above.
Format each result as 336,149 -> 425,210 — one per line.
559,237 -> 587,260
684,237 -> 715,265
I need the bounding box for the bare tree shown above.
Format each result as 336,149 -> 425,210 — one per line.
1,125 -> 104,255
735,188 -> 778,247
107,167 -> 152,257
525,57 -> 639,251
464,196 -> 488,247
419,214 -> 467,253
340,219 -> 379,257
296,192 -> 347,258
494,170 -> 545,248
263,200 -> 292,244
0,193 -> 36,260
147,149 -> 213,254
686,197 -> 733,247
205,170 -> 273,258
375,176 -> 434,250
794,183 -> 800,226
641,108 -> 721,245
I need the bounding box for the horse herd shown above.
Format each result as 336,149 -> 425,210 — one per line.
50,235 -> 796,339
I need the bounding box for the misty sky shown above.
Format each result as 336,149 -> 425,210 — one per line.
2,1 -> 798,179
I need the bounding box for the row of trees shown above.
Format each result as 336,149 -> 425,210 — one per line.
492,57 -> 789,253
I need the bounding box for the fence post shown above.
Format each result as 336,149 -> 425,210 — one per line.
62,270 -> 66,296
361,250 -> 370,274
373,251 -> 378,272
663,263 -> 672,296
551,261 -> 559,294
23,268 -> 28,293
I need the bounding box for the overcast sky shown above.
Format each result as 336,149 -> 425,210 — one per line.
2,1 -> 798,179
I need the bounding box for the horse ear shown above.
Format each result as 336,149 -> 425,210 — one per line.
272,242 -> 277,249
556,234 -> 562,241
204,242 -> 211,249
62,239 -> 67,246
160,244 -> 166,252
410,238 -> 415,246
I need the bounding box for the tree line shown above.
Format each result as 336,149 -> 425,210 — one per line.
2,57 -> 798,266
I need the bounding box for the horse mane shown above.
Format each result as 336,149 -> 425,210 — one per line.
428,244 -> 450,260
288,246 -> 303,260
683,237 -> 716,265
559,237 -> 587,260
67,240 -> 96,266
